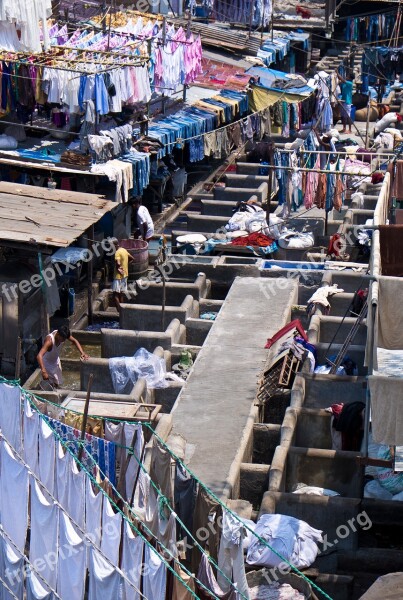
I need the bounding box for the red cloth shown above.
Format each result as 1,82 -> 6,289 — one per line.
330,403 -> 344,418
327,233 -> 343,257
231,232 -> 275,247
371,172 -> 384,184
296,5 -> 311,18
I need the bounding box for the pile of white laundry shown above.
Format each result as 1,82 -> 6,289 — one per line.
246,514 -> 323,569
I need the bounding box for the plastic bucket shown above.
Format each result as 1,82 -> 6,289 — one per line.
120,239 -> 149,280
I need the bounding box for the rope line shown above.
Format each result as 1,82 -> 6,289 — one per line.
0,428 -> 148,599
0,377 -> 334,600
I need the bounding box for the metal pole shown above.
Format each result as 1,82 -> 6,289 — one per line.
362,303 -> 375,460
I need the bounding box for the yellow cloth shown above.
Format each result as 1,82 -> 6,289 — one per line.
64,411 -> 103,437
248,85 -> 313,112
114,247 -> 130,279
214,95 -> 238,117
195,101 -> 225,124
35,67 -> 47,105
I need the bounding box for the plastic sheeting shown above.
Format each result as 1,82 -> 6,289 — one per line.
109,348 -> 168,394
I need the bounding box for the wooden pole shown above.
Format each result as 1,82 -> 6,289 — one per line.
117,428 -> 138,496
78,373 -> 94,463
87,226 -> 94,326
365,96 -> 371,149
130,437 -> 147,506
266,143 -> 275,224
38,252 -> 50,341
162,270 -> 166,331
14,336 -> 22,381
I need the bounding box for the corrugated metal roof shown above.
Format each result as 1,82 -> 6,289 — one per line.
0,182 -> 115,248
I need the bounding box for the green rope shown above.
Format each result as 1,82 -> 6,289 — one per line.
29,393 -> 248,597
5,377 -> 333,599
146,423 -> 335,600
15,386 -> 221,600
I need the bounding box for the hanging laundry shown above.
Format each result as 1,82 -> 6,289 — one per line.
314,172 -> 327,210
67,458 -> 86,530
26,570 -> 54,600
123,423 -> 144,503
174,462 -> 198,543
1,538 -> 24,600
88,548 -> 122,600
84,478 -> 103,564
0,441 -> 29,553
217,510 -> 250,598
38,419 -> 56,497
44,416 -> 116,485
150,440 -> 174,504
120,521 -> 144,600
0,382 -> 22,453
30,481 -> 59,590
100,498 -> 122,564
172,562 -> 196,600
142,544 -> 167,600
196,553 -> 238,599
56,513 -> 86,600
23,397 -> 39,476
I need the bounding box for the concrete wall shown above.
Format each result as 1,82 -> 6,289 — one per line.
285,447 -> 363,497
260,492 -> 361,551
201,200 -> 237,216
119,295 -> 197,329
101,319 -> 185,357
298,374 -> 367,409
236,162 -> 264,175
185,318 -> 214,346
214,183 -> 268,204
186,214 -> 228,233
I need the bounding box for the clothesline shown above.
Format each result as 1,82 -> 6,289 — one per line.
259,162 -> 369,176
23,390 -> 248,600
0,377 -> 333,600
0,55 -> 146,75
279,149 -> 396,156
0,524 -> 61,599
20,396 -> 221,600
0,429 -> 147,599
157,89 -> 313,146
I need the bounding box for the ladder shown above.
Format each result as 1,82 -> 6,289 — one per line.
328,299 -> 368,374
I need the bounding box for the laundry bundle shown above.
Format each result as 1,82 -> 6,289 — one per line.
246,514 -> 323,569
61,150 -> 92,166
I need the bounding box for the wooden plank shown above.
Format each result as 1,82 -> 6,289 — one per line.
0,229 -> 70,246
0,193 -> 112,216
0,205 -> 102,228
0,181 -> 109,206
0,217 -> 85,239
0,198 -> 105,224
0,155 -> 100,176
